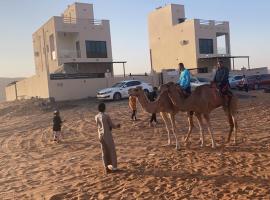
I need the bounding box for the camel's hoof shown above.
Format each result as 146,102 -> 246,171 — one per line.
175,146 -> 180,151
212,144 -> 216,149
200,143 -> 205,148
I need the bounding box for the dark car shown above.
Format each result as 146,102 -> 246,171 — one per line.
260,74 -> 270,89
237,74 -> 270,90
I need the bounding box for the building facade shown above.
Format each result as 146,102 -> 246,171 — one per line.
33,2 -> 114,78
148,4 -> 231,74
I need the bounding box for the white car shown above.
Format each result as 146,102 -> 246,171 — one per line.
190,76 -> 210,90
97,80 -> 153,100
229,75 -> 243,89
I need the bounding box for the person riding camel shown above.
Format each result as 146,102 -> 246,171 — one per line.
177,63 -> 191,96
212,60 -> 232,106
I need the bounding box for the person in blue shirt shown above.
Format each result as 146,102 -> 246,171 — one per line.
177,63 -> 191,94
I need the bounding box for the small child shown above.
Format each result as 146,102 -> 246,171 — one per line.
52,110 -> 63,143
129,95 -> 137,121
95,103 -> 120,174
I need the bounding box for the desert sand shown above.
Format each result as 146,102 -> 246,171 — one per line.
0,90 -> 269,200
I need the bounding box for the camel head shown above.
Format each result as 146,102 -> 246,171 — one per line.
128,86 -> 144,97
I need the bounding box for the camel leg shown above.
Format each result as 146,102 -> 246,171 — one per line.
203,114 -> 216,148
184,111 -> 194,144
160,112 -> 171,145
195,113 -> 205,147
225,110 -> 234,143
231,114 -> 238,145
169,113 -> 180,150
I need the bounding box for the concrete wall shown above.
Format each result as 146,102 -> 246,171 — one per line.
5,84 -> 17,101
63,3 -> 94,20
5,74 -> 50,101
49,75 -> 158,101
148,4 -> 197,72
32,17 -> 58,75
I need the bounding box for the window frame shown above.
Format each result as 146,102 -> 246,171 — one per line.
85,40 -> 107,58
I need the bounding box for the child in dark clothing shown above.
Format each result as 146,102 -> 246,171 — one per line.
53,110 -> 63,143
148,87 -> 158,127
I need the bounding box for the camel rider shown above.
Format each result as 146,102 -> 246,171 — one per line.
213,60 -> 231,105
177,63 -> 191,95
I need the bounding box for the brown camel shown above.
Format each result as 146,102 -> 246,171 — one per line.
128,87 -> 182,150
161,82 -> 238,148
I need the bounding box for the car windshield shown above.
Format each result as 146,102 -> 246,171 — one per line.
112,82 -> 125,88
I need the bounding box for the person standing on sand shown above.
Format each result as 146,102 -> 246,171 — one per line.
242,75 -> 249,92
95,103 -> 121,174
129,95 -> 137,121
52,110 -> 63,143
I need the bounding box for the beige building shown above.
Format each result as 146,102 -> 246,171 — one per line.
148,4 -> 231,74
5,3 -> 130,101
33,2 -> 114,78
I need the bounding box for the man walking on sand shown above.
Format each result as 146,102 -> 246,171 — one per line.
95,103 -> 120,174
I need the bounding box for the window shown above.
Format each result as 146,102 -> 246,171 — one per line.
199,39 -> 213,54
125,81 -> 141,87
49,34 -> 55,60
85,41 -> 107,58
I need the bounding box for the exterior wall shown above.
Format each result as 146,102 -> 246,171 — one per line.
32,18 -> 58,75
148,4 -> 231,74
5,85 -> 17,101
49,76 -> 158,101
148,4 -> 197,72
63,3 -> 94,19
5,74 -> 50,101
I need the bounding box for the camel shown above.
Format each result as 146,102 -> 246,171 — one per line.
161,82 -> 238,148
128,87 -> 183,150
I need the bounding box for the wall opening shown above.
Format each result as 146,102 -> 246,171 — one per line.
217,34 -> 227,54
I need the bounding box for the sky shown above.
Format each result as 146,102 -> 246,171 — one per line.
0,0 -> 269,77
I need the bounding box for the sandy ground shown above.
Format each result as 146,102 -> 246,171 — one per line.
0,90 -> 269,200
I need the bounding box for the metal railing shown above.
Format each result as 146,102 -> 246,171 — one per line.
198,19 -> 227,26
61,17 -> 103,25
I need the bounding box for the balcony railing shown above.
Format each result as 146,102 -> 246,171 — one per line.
197,19 -> 227,27
58,50 -> 80,59
61,17 -> 103,25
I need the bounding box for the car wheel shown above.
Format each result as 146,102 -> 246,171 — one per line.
144,89 -> 149,96
113,93 -> 121,101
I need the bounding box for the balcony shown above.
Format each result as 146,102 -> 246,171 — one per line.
54,16 -> 109,32
194,19 -> 229,32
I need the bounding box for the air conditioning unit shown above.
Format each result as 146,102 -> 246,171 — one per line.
180,40 -> 189,45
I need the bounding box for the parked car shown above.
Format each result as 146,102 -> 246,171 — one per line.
229,75 -> 243,89
190,76 -> 210,90
237,74 -> 270,90
97,80 -> 153,101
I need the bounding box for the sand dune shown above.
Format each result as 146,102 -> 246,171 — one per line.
0,90 -> 269,199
